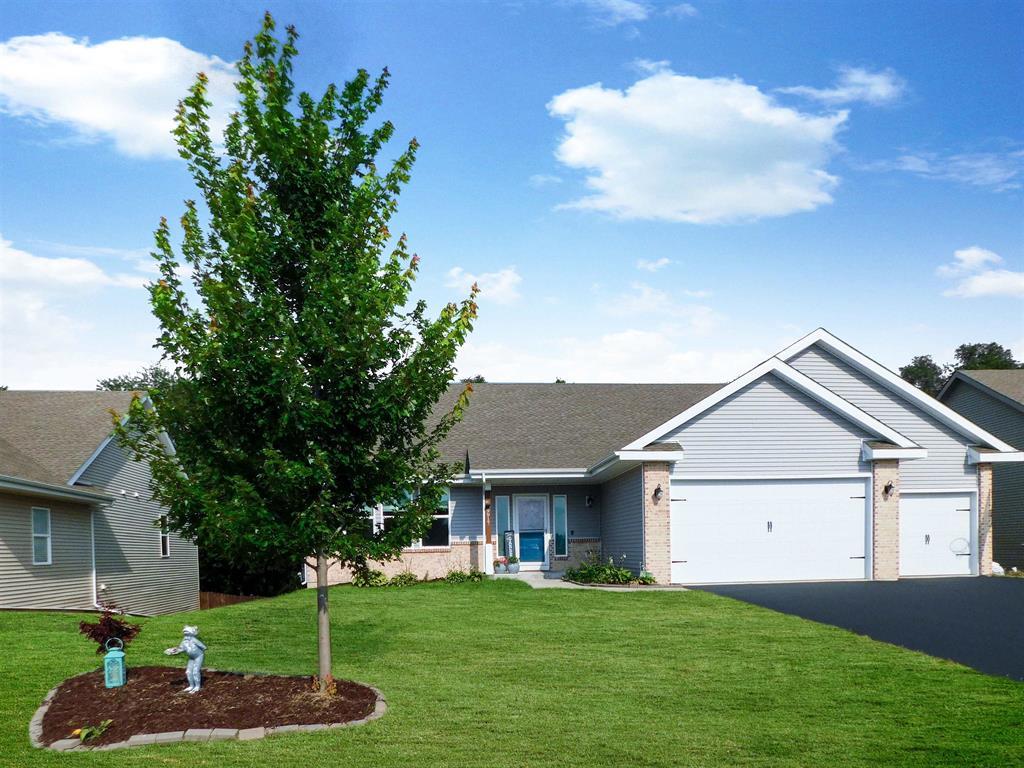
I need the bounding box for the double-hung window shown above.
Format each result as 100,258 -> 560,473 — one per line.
381,490 -> 451,549
159,515 -> 171,558
31,507 -> 51,565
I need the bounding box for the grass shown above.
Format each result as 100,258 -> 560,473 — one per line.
1,580 -> 1022,767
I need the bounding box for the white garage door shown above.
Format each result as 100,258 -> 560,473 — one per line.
670,478 -> 869,584
899,493 -> 974,577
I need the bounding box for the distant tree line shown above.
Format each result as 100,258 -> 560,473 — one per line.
899,342 -> 1021,397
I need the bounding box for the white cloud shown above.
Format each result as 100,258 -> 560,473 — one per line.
456,331 -> 766,383
576,0 -> 651,26
0,235 -> 148,288
865,150 -> 1024,191
636,257 -> 671,272
937,246 -> 1024,298
445,266 -> 522,304
602,282 -> 719,334
528,173 -> 563,187
548,67 -> 846,224
665,3 -> 699,18
0,32 -> 237,158
779,66 -> 906,106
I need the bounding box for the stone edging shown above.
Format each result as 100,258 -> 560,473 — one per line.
29,669 -> 387,752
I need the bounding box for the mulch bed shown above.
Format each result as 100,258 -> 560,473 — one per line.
41,666 -> 378,747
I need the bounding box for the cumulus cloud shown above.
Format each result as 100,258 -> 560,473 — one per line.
937,246 -> 1024,298
779,66 -> 906,106
602,282 -> 719,334
665,3 -> 699,18
548,67 -> 846,224
576,0 -> 651,26
528,173 -> 563,187
864,149 -> 1024,192
0,235 -> 148,288
636,257 -> 671,272
445,266 -> 522,304
0,32 -> 238,158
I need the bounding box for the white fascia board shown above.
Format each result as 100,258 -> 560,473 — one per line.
67,394 -> 177,486
466,468 -> 589,481
622,357 -> 916,450
968,447 -> 1024,464
0,475 -> 114,504
777,328 -> 1018,453
861,444 -> 928,461
614,450 -> 685,462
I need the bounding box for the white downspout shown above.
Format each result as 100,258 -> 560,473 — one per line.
482,472 -> 494,574
90,506 -> 101,609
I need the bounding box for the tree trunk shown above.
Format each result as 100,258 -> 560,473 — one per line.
316,552 -> 332,693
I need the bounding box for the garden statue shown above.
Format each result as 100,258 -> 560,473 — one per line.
164,625 -> 206,693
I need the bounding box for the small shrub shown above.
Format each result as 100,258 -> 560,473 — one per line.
444,567 -> 483,584
78,607 -> 141,655
71,720 -> 113,743
637,571 -> 657,585
352,568 -> 387,588
1000,567 -> 1024,578
563,553 -> 635,585
387,571 -> 421,587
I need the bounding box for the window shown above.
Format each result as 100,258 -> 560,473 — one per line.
159,515 -> 170,558
495,496 -> 511,556
31,507 -> 51,565
382,490 -> 451,549
553,495 -> 568,557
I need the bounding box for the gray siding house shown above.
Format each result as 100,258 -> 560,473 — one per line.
0,392 -> 199,615
940,370 -> 1024,569
311,329 -> 1021,587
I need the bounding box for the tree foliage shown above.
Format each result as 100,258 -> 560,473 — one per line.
113,14 -> 477,683
97,364 -> 179,393
900,343 -> 1021,396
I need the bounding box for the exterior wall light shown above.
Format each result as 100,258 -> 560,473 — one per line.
585,495 -> 594,508
653,484 -> 664,502
883,481 -> 895,498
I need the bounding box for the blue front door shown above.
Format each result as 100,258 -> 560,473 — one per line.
519,531 -> 545,563
515,495 -> 548,566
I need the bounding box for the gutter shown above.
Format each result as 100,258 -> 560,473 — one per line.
0,475 -> 114,504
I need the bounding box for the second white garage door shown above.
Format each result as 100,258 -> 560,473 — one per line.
670,478 -> 870,584
899,492 -> 974,577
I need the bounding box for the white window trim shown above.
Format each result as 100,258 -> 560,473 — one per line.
31,506 -> 52,566
381,494 -> 453,550
552,494 -> 569,557
158,515 -> 170,558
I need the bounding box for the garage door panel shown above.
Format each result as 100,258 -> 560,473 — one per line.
670,478 -> 869,584
899,493 -> 974,577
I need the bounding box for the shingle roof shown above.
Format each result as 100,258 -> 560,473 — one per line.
433,382 -> 723,469
957,369 -> 1024,407
0,391 -> 137,485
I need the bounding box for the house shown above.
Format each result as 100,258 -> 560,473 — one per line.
311,329 -> 1022,587
939,369 -> 1024,569
0,391 -> 199,615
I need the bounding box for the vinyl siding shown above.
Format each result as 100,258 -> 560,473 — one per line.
449,485 -> 484,541
665,374 -> 871,478
488,484 -> 602,540
601,467 -> 644,572
0,492 -> 95,610
790,345 -> 976,490
942,380 -> 1024,568
77,440 -> 199,615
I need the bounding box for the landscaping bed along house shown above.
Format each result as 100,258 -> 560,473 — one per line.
35,667 -> 382,750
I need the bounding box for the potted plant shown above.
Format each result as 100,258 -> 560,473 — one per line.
506,555 -> 520,574
493,556 -> 508,574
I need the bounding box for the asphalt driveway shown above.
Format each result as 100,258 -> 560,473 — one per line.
697,578 -> 1024,680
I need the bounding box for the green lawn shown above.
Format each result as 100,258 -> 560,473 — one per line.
2,581 -> 1022,767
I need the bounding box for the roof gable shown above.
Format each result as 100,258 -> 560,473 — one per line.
941,369 -> 1024,415
777,329 -> 1017,453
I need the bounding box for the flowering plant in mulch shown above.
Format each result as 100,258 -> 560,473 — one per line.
71,719 -> 112,743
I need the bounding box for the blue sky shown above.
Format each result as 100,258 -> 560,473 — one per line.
1,0 -> 1021,388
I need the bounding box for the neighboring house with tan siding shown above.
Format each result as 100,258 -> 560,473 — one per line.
306,329 -> 1022,588
0,391 -> 199,615
940,369 -> 1024,569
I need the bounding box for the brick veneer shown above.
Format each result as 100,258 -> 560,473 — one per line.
306,542 -> 483,586
548,538 -> 602,571
978,463 -> 994,576
871,459 -> 900,580
642,462 -> 672,584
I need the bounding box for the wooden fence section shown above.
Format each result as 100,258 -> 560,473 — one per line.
199,591 -> 261,610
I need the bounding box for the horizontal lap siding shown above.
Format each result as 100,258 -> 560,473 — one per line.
600,467 -> 643,572
449,485 -> 483,541
942,381 -> 1024,567
0,493 -> 94,610
488,484 -> 602,539
78,441 -> 199,615
666,374 -> 870,478
791,346 -> 976,490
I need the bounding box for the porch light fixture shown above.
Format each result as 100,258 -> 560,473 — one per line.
653,484 -> 664,502
883,481 -> 895,498
585,495 -> 594,508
